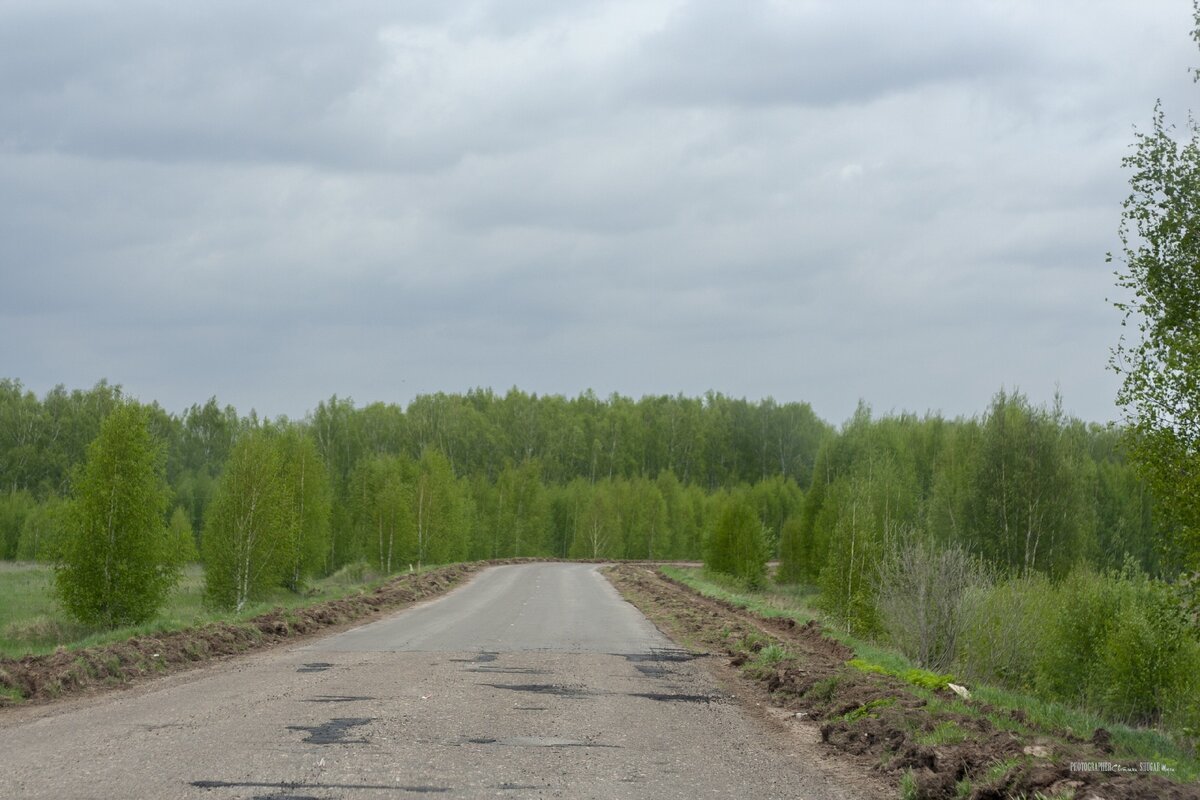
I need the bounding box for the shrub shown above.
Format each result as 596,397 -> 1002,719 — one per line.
957,571 -> 1055,688
873,539 -> 986,671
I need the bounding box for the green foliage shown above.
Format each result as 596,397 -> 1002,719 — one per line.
900,668 -> 957,692
1110,81 -> 1200,569
847,657 -> 956,691
705,495 -> 768,588
958,572 -> 1055,688
0,490 -> 34,559
16,496 -> 68,562
55,404 -> 179,628
958,563 -> 1200,728
275,427 -> 332,589
203,430 -> 290,611
168,507 -> 199,564
350,454 -> 414,573
962,391 -> 1091,576
413,448 -> 469,567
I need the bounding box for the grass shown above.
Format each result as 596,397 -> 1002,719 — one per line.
0,561 -> 400,659
660,565 -> 1200,784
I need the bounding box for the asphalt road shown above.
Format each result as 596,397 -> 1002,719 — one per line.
0,563 -> 867,799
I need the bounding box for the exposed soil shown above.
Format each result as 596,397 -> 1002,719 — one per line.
0,562 -> 483,706
604,564 -> 1200,800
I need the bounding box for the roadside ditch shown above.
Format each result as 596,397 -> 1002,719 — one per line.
603,564 -> 1199,800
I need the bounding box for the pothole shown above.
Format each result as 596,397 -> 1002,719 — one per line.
305,695 -> 374,703
449,652 -> 498,663
286,717 -> 375,744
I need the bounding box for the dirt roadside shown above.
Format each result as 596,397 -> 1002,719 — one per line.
0,562 -> 485,707
603,564 -> 1200,800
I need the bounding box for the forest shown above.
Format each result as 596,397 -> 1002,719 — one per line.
0,378 -> 1175,584
2,377 -> 1196,729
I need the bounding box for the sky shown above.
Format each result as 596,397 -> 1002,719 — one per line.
1,0 -> 1196,425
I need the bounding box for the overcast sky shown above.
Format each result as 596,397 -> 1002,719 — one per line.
1,1 -> 1196,425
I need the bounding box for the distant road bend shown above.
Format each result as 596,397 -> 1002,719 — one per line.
1,563 -> 866,799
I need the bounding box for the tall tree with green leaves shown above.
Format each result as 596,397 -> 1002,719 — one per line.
1110,7 -> 1200,569
55,403 -> 179,627
276,428 -> 332,589
203,431 -> 290,611
705,494 -> 768,588
413,448 -> 468,567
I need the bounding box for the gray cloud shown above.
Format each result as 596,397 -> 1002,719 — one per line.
0,0 -> 1196,424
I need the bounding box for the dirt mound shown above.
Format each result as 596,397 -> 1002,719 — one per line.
605,565 -> 1199,800
0,563 -> 479,706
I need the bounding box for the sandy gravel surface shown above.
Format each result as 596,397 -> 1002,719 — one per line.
1,563 -> 867,799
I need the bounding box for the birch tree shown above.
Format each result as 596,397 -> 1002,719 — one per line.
203,431 -> 289,611
55,404 -> 178,627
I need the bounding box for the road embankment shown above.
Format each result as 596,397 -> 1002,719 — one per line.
604,564 -> 1198,800
0,562 -> 482,706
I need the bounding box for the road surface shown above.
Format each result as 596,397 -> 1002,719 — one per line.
1,563 -> 865,799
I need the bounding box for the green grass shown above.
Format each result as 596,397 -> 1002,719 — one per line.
0,561 -> 402,659
916,720 -> 969,746
662,565 -> 819,624
661,565 -> 1200,784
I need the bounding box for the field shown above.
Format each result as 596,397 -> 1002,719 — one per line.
0,561 -> 391,659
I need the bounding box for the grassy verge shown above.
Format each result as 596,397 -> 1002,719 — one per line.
0,562 -> 416,659
643,565 -> 1199,797
0,561 -> 480,705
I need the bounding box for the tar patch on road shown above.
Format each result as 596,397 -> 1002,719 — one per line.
296,662 -> 334,673
191,780 -> 449,794
465,666 -> 549,675
629,692 -> 721,703
619,649 -> 700,663
479,683 -> 593,698
286,717 -> 375,744
449,651 -> 498,663
467,736 -> 618,748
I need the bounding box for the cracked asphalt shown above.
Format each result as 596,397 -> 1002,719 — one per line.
0,563 -> 866,799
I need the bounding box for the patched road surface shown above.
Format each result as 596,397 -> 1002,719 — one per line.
1,563 -> 866,799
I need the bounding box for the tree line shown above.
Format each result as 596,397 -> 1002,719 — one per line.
0,380 -> 1177,626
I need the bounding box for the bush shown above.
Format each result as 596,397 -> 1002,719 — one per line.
873,539 -> 986,672
957,572 -> 1055,689
962,563 -> 1200,727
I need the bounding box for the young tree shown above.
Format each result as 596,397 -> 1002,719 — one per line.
1111,12 -> 1200,568
705,494 -> 769,588
203,431 -> 290,611
349,455 -> 413,574
55,404 -> 179,627
276,428 -> 332,590
413,448 -> 468,567
168,506 -> 199,564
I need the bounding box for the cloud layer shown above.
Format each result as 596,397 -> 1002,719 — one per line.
2,0 -> 1196,423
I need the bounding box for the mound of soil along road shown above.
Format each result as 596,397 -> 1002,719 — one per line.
604,564 -> 1199,800
0,562 -> 482,706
